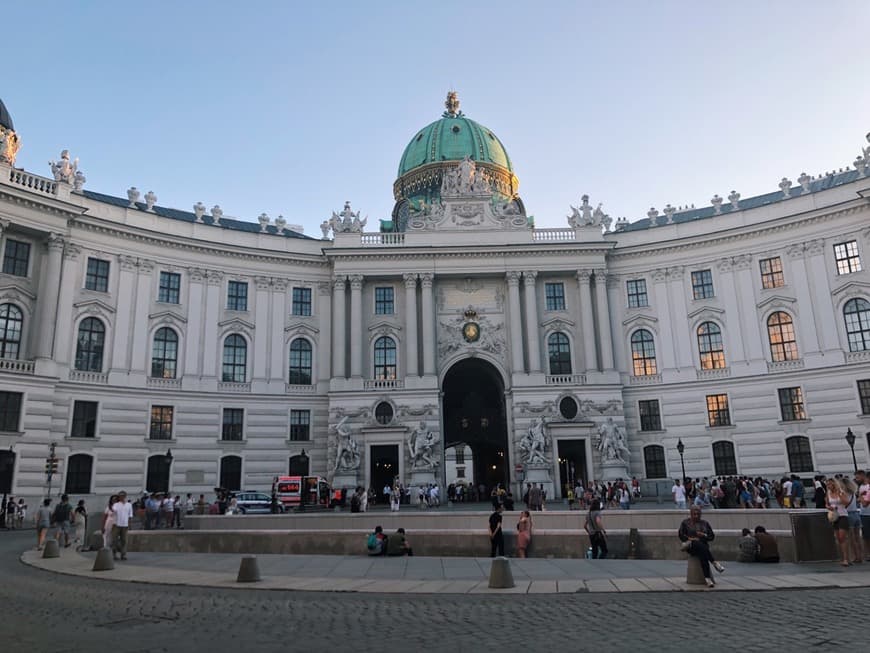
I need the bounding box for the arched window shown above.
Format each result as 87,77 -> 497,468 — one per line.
844,298 -> 870,352
219,455 -> 242,492
0,303 -> 23,359
288,338 -> 312,385
0,450 -> 15,495
712,441 -> 737,476
786,436 -> 814,473
767,312 -> 799,362
75,317 -> 105,372
222,334 -> 247,382
630,330 -> 657,376
151,327 -> 178,379
697,321 -> 726,369
643,445 -> 666,478
289,454 -> 309,476
547,332 -> 572,375
64,453 -> 93,494
145,454 -> 171,493
373,336 -> 396,380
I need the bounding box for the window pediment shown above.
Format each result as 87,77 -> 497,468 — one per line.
687,306 -> 725,321
285,323 -> 319,337
540,316 -> 575,331
0,284 -> 36,303
73,298 -> 116,315
831,280 -> 870,300
368,321 -> 402,339
149,310 -> 187,325
622,314 -> 658,331
756,295 -> 797,311
218,317 -> 255,331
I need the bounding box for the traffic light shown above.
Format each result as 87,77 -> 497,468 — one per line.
45,458 -> 58,475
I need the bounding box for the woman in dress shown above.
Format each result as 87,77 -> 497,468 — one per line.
516,510 -> 532,558
584,499 -> 607,559
73,499 -> 88,551
841,477 -> 864,564
101,495 -> 118,549
826,478 -> 851,566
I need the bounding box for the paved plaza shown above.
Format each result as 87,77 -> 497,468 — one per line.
2,529 -> 869,652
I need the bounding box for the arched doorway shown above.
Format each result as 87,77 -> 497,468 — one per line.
442,358 -> 509,497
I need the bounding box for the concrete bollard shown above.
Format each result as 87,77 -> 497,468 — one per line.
686,556 -> 706,585
237,555 -> 261,582
488,556 -> 515,589
42,539 -> 60,559
88,531 -> 104,552
92,547 -> 115,571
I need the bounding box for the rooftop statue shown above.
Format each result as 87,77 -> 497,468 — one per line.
444,90 -> 461,117
49,149 -> 77,183
568,194 -> 608,229
329,201 -> 367,234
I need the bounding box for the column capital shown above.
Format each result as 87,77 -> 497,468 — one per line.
420,272 -> 434,288
804,239 -> 824,257
187,266 -> 205,282
205,269 -> 223,285
273,278 -> 289,292
0,218 -> 9,235
732,255 -> 751,271
254,276 -> 271,291
522,270 -> 538,284
667,265 -> 684,279
403,272 -> 418,288
593,268 -> 608,282
787,244 -> 805,260
46,233 -> 65,252
63,243 -> 81,261
349,274 -> 364,291
138,258 -> 155,275
317,280 -> 331,296
606,273 -> 621,289
575,269 -> 592,284
506,271 -> 522,286
717,257 -> 733,273
651,268 -> 668,283
333,275 -> 347,290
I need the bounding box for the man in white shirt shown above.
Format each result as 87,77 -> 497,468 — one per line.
782,477 -> 793,508
672,479 -> 687,510
856,470 -> 870,560
111,491 -> 134,561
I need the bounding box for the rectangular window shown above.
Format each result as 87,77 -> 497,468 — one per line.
227,281 -> 248,311
778,387 -> 807,421
638,399 -> 662,431
71,401 -> 98,438
2,239 -> 31,277
149,406 -> 174,440
0,391 -> 23,432
222,408 -> 244,441
289,409 -> 310,441
545,282 -> 566,311
759,256 -> 784,289
158,271 -> 181,304
626,279 -> 648,308
705,394 -> 731,427
834,240 -> 862,275
691,269 -> 715,300
374,287 -> 394,315
456,468 -> 465,478
292,287 -> 312,316
858,380 -> 870,415
85,257 -> 110,292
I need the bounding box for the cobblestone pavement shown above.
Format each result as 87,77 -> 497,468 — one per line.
1,530 -> 863,652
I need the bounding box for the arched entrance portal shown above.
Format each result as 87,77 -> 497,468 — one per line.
442,358 -> 509,494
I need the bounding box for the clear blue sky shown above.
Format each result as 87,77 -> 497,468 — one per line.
5,1 -> 869,233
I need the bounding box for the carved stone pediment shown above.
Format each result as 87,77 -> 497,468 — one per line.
149,309 -> 187,324
73,298 -> 116,315
622,313 -> 658,331
218,317 -> 255,340
755,295 -> 797,311
284,322 -> 319,337
407,194 -> 529,233
686,306 -> 725,321
540,316 -> 576,331
830,280 -> 870,299
0,284 -> 36,304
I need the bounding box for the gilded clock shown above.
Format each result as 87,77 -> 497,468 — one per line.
462,321 -> 480,342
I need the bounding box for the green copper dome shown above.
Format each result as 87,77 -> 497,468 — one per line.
397,103 -> 512,176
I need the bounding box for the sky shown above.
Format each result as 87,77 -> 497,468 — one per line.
4,1 -> 869,234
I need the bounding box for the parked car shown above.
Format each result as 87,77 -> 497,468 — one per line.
232,491 -> 280,514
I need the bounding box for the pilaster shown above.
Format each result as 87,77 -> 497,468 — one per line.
349,274 -> 363,378
523,271 -> 541,373
404,273 -> 419,377
593,269 -> 614,371
421,273 -> 436,376
332,276 -> 347,379
507,271 -> 525,373
576,269 -> 597,372
34,233 -> 65,360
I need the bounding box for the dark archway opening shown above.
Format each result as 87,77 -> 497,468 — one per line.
442,358 -> 509,498
370,444 -> 399,504
556,439 -> 587,498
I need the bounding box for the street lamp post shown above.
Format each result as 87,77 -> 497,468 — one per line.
298,449 -> 309,512
845,428 -> 858,473
164,449 -> 173,494
676,439 -> 687,485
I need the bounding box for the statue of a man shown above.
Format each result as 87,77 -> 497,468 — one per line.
597,417 -> 629,463
49,149 -> 77,183
521,417 -> 549,464
332,416 -> 361,473
409,421 -> 440,469
457,156 -> 474,194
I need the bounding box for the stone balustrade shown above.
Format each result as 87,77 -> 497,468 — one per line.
360,232 -> 405,246
545,373 -> 586,385
146,377 -> 181,389
285,383 -> 316,394
629,373 -> 662,385
8,168 -> 57,195
68,370 -> 108,384
0,358 -> 34,374
532,228 -> 575,242
363,378 -> 404,391
217,381 -> 251,393
767,359 -> 806,372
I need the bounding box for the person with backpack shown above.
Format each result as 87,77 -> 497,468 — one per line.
52,494 -> 73,548
35,498 -> 52,550
366,525 -> 387,556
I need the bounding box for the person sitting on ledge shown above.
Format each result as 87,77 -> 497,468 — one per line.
753,525 -> 780,563
678,505 -> 725,587
737,528 -> 759,562
386,527 -> 414,556
367,525 -> 387,556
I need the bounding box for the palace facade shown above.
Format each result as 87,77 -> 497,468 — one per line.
1,93 -> 869,503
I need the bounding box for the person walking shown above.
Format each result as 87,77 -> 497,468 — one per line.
678,505 -> 725,587
516,510 -> 532,558
841,477 -> 863,564
52,494 -> 73,548
672,479 -> 687,510
489,504 -> 504,557
584,499 -> 608,559
857,470 -> 870,561
101,495 -> 117,549
15,498 -> 26,530
72,500 -> 87,551
111,491 -> 133,561
826,477 -> 851,566
35,498 -> 52,550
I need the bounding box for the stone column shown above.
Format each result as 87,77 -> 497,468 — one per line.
332,276 -> 347,379
507,271 -> 525,372
201,270 -> 223,379
805,240 -> 839,353
523,271 -> 541,373
54,243 -> 81,366
252,276 -> 271,383
593,269 -> 614,371
184,268 -> 206,378
666,266 -> 692,369
316,281 -> 332,383
606,274 -> 626,372
576,269 -> 597,372
716,258 -> 745,364
110,255 -> 138,373
786,245 -> 820,356
349,274 -> 363,378
130,259 -> 155,374
269,279 -> 288,383
421,273 -> 436,376
733,255 -> 764,362
651,268 -> 676,371
404,273 -> 419,377
34,234 -> 65,359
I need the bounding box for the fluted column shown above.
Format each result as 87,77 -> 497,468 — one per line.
349,274 -> 363,378
404,273 -> 419,377
421,273 -> 436,376
593,269 -> 614,371
507,271 -> 525,372
332,276 -> 347,378
316,281 -> 332,383
523,271 -> 541,372
130,260 -> 157,373
201,270 -> 223,378
54,243 -> 81,366
184,268 -> 205,377
252,276 -> 271,382
805,240 -> 839,353
576,270 -> 597,372
787,244 -> 820,357
35,234 -> 65,359
651,268 -> 676,371
269,279 -> 288,382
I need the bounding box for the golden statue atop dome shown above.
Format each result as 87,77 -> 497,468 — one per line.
444,91 -> 460,116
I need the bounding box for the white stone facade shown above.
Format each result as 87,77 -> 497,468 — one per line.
1,111 -> 870,508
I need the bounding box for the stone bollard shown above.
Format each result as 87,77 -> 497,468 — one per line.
627,528 -> 639,560
686,555 -> 706,585
42,539 -> 60,559
92,547 -> 115,571
237,556 -> 261,582
488,556 -> 515,589
88,531 -> 104,552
